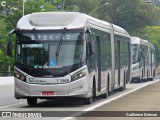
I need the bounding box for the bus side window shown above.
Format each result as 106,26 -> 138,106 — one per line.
86,42 -> 94,58
138,53 -> 141,62
86,41 -> 95,71
140,47 -> 144,58
141,50 -> 144,58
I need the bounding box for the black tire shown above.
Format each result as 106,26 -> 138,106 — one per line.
143,70 -> 148,82
126,69 -> 130,84
137,77 -> 142,83
27,98 -> 37,106
147,70 -> 149,81
93,78 -> 96,98
153,70 -> 156,77
101,80 -> 109,98
123,72 -> 126,90
138,71 -> 143,83
150,78 -> 153,81
119,72 -> 126,91
123,77 -> 126,90
83,83 -> 94,105
119,80 -> 126,91
83,97 -> 93,105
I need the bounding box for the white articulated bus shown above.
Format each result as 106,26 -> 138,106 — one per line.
149,42 -> 156,80
131,37 -> 156,82
7,12 -> 131,106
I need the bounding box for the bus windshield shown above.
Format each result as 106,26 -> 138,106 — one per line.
131,44 -> 139,64
15,32 -> 84,68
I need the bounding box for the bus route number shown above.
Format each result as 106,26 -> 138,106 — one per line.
57,79 -> 69,83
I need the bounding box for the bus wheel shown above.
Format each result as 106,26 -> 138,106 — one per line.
123,72 -> 126,90
27,98 -> 37,106
119,72 -> 126,91
101,79 -> 109,98
137,77 -> 142,83
83,84 -> 93,104
153,69 -> 156,77
143,70 -> 148,82
150,78 -> 153,81
123,76 -> 126,90
83,97 -> 93,105
147,70 -> 149,81
138,71 -> 143,83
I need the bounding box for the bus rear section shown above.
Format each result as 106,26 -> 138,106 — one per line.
131,37 -> 155,83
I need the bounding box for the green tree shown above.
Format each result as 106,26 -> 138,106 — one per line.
77,0 -> 100,15
0,0 -> 160,72
99,0 -> 157,32
144,26 -> 160,64
0,0 -> 57,31
130,26 -> 160,64
0,0 -> 58,72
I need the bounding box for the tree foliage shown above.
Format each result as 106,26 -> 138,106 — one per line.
77,0 -> 100,15
144,26 -> 160,64
0,0 -> 57,71
98,0 -> 157,32
0,0 -> 160,72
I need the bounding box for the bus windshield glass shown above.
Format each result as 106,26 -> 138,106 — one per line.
131,44 -> 139,64
15,32 -> 84,68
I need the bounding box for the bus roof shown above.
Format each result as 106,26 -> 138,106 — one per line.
131,36 -> 149,46
17,12 -> 110,30
112,24 -> 130,37
149,42 -> 155,50
131,37 -> 141,44
16,12 -> 129,37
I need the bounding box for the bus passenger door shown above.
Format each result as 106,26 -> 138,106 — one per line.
115,40 -> 121,87
127,42 -> 131,83
141,47 -> 145,78
96,36 -> 101,92
117,41 -> 121,86
150,51 -> 153,76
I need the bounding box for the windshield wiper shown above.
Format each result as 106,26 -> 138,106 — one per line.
32,29 -> 45,68
55,28 -> 66,64
33,28 -> 39,41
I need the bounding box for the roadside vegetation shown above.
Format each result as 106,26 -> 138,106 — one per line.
0,0 -> 160,72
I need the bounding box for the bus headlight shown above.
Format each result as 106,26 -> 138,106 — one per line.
71,69 -> 86,82
14,70 -> 26,82
132,64 -> 140,70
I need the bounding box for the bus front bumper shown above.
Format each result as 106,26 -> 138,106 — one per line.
15,77 -> 90,99
131,68 -> 141,81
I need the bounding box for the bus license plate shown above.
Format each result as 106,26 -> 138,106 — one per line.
42,91 -> 54,96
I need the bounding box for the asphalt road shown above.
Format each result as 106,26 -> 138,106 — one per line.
76,75 -> 160,120
0,75 -> 160,120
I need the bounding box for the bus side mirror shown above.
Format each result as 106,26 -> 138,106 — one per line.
85,29 -> 92,42
7,29 -> 16,57
7,41 -> 12,57
86,29 -> 92,34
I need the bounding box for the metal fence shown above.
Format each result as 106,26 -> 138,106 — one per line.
0,71 -> 14,77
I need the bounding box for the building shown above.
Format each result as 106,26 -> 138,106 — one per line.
144,0 -> 160,7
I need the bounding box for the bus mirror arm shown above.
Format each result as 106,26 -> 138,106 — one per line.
86,29 -> 92,34
9,29 -> 16,35
7,29 -> 16,57
7,40 -> 14,65
7,39 -> 12,57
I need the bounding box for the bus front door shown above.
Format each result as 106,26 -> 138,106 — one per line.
96,36 -> 101,92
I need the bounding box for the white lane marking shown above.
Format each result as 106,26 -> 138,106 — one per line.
0,102 -> 26,109
62,80 -> 160,120
0,79 -> 159,118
